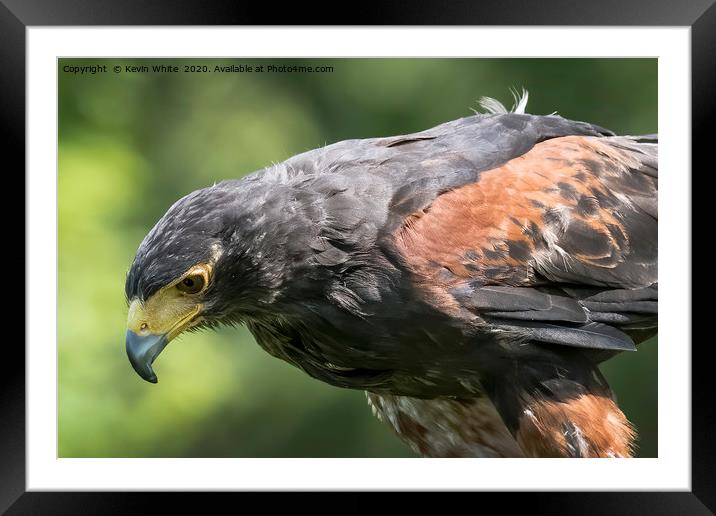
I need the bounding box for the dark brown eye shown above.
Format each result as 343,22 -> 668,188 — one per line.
176,274 -> 205,294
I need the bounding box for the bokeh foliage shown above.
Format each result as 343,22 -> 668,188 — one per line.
58,58 -> 657,458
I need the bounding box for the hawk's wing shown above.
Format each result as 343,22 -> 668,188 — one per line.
392,134 -> 658,352
389,131 -> 657,457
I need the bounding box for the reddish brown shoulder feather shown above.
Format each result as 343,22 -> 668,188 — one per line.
393,135 -> 651,309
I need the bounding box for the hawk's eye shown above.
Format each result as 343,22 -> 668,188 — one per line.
176,274 -> 205,294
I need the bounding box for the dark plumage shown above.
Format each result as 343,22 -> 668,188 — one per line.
125,94 -> 657,457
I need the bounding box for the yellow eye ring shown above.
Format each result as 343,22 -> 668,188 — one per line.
176,274 -> 206,294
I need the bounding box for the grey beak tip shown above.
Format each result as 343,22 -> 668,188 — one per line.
125,330 -> 168,383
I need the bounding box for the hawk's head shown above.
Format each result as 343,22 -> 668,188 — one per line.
124,181 -> 267,383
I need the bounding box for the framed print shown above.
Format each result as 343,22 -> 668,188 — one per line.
6,0 -> 707,512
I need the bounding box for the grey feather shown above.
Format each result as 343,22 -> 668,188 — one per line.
494,320 -> 636,352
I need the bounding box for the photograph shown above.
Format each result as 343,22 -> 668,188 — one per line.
58,57 -> 658,459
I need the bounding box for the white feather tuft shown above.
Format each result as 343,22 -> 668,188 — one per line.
511,87 -> 529,114
473,88 -> 530,115
476,96 -> 509,114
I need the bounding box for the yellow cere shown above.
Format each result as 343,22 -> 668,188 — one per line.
126,264 -> 211,338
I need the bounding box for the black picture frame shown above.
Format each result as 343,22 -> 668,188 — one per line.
5,1 -> 706,513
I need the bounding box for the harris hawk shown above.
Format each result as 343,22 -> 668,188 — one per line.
124,92 -> 657,458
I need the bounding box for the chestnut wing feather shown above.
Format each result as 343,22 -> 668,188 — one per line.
393,135 -> 658,352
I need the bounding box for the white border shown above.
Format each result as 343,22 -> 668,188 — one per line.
27,27 -> 691,490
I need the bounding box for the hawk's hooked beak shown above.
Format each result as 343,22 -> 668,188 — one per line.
126,331 -> 168,383
125,289 -> 203,384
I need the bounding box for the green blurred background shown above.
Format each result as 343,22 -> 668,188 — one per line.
59,58 -> 657,458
